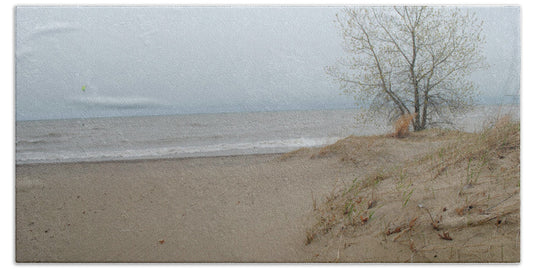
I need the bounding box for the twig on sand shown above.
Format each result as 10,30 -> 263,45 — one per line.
483,193 -> 517,213
336,233 -> 344,262
467,206 -> 519,227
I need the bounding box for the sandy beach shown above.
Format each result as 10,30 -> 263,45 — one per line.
16,152 -> 357,262
16,119 -> 520,263
14,5 -> 520,264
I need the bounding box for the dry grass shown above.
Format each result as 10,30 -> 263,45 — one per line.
304,116 -> 520,262
429,115 -> 520,183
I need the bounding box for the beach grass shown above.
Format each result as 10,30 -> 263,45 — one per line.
304,115 -> 519,262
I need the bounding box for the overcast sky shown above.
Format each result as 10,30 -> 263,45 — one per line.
15,6 -> 520,120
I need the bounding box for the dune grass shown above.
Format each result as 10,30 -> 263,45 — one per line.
303,115 -> 520,262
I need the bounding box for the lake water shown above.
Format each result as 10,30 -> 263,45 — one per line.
15,105 -> 519,164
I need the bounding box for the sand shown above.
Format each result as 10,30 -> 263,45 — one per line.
16,153 -> 357,262
16,123 -> 520,263
301,123 -> 520,263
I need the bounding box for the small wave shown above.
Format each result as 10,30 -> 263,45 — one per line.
16,137 -> 342,164
16,139 -> 47,145
18,132 -> 64,146
27,132 -> 62,139
46,132 -> 62,138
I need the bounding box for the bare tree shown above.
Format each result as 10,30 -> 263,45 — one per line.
327,6 -> 487,130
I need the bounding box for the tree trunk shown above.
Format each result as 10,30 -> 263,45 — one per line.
421,88 -> 429,130
409,27 -> 423,131
413,82 -> 422,131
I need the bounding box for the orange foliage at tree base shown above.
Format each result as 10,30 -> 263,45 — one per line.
392,113 -> 417,138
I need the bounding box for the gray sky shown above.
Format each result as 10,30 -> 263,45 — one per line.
15,6 -> 520,120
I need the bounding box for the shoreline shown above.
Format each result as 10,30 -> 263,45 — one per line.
15,151 -> 287,167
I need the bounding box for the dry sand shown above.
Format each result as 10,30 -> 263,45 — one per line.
16,120 -> 520,263
16,153 -> 356,262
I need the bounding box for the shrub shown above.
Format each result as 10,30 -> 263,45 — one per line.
392,113 -> 417,138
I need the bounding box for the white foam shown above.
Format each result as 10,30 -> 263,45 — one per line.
15,136 -> 342,164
